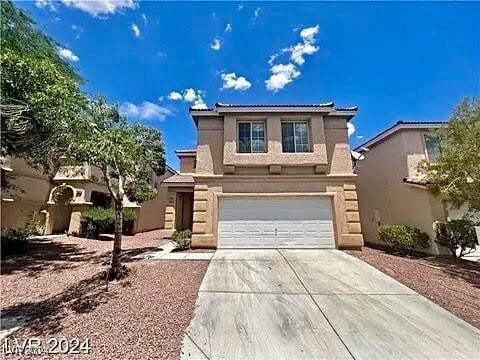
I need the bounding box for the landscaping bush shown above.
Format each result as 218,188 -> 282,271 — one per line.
82,207 -> 136,238
379,224 -> 430,254
172,229 -> 192,251
1,212 -> 45,258
1,228 -> 29,258
122,208 -> 136,236
435,219 -> 478,259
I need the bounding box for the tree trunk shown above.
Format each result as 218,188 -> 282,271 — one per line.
109,200 -> 123,278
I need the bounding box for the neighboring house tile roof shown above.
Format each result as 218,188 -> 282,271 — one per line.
403,176 -> 431,187
175,149 -> 197,154
162,174 -> 194,184
354,121 -> 446,151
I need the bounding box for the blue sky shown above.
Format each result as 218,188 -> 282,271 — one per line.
17,1 -> 480,169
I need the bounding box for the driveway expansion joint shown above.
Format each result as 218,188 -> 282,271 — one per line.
184,332 -> 211,360
276,249 -> 357,360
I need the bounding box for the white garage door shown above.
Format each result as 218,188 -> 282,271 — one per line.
218,197 -> 335,248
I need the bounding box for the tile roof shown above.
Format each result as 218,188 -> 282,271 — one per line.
403,176 -> 430,186
214,102 -> 335,108
162,174 -> 194,184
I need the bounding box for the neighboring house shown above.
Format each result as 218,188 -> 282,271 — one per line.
354,121 -> 469,254
162,102 -> 364,250
1,156 -> 176,235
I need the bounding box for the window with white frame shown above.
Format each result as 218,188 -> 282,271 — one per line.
424,134 -> 440,163
281,121 -> 310,153
238,122 -> 266,153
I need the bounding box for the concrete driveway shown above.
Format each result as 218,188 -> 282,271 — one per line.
181,249 -> 479,359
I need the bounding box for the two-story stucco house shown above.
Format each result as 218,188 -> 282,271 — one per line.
354,121 -> 471,254
162,103 -> 364,250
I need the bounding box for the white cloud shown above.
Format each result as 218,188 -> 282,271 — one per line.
265,25 -> 320,91
183,88 -> 198,102
61,0 -> 137,17
166,88 -> 207,108
168,91 -> 183,101
300,25 -> 319,43
250,7 -> 261,25
36,0 -> 56,11
119,101 -> 171,121
347,122 -> 356,137
268,53 -> 278,66
71,24 -> 83,38
265,63 -> 300,92
237,3 -> 244,11
356,135 -> 364,140
221,72 -> 252,91
131,23 -> 140,37
283,25 -> 319,65
191,99 -> 208,110
141,13 -> 147,25
225,23 -> 232,32
158,96 -> 164,102
287,42 -> 318,65
57,47 -> 79,62
210,38 -> 221,51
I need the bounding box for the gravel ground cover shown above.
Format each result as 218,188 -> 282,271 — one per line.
347,246 -> 480,328
1,231 -> 209,359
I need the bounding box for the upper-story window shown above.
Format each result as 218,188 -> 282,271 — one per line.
238,122 -> 266,153
281,121 -> 310,153
424,134 -> 440,163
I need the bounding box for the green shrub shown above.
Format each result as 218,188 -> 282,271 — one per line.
379,225 -> 430,254
1,212 -> 45,258
122,208 -> 136,236
81,207 -> 137,238
435,219 -> 478,259
1,228 -> 29,258
172,229 -> 192,250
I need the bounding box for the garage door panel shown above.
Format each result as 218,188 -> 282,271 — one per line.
218,197 -> 334,248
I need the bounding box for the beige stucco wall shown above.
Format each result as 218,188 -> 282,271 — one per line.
135,171 -> 174,232
356,129 -> 447,254
179,155 -> 196,174
1,157 -> 51,230
196,117 -> 224,175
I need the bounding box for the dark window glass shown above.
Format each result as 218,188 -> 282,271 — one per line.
282,122 -> 309,152
282,122 -> 295,152
294,122 -> 309,152
251,123 -> 265,153
238,123 -> 251,153
90,191 -> 112,208
425,135 -> 440,163
238,122 -> 265,153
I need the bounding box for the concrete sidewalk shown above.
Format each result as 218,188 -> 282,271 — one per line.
134,241 -> 214,260
181,249 -> 479,359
